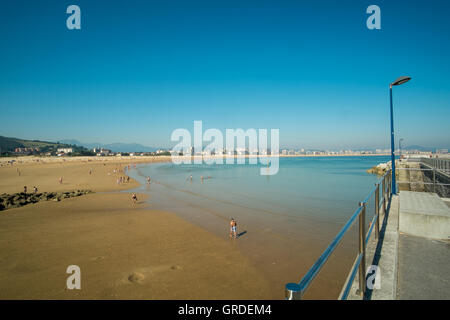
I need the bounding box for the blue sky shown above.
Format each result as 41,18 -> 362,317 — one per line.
0,0 -> 449,149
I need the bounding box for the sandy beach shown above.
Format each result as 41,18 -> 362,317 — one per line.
0,156 -> 272,299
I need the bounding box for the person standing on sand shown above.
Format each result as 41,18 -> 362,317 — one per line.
147,176 -> 151,184
59,177 -> 63,184
33,186 -> 37,193
230,218 -> 237,239
131,193 -> 138,205
23,186 -> 27,194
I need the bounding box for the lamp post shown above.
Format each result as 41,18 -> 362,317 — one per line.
390,76 -> 411,195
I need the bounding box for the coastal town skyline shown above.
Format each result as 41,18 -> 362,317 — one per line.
3,134 -> 447,157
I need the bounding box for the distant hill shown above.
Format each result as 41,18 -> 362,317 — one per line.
404,145 -> 435,152
0,136 -> 93,155
0,136 -> 64,152
59,139 -> 158,153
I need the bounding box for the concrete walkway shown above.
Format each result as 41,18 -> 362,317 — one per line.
397,234 -> 450,299
348,191 -> 450,300
348,194 -> 399,300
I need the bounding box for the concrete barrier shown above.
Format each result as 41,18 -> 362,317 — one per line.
399,191 -> 450,240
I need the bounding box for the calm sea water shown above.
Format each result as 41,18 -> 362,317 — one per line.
129,156 -> 389,226
126,155 -> 390,299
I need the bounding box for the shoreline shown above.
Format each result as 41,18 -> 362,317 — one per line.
0,154 -> 384,299
0,153 -> 390,166
0,157 -> 273,299
127,160 -> 363,300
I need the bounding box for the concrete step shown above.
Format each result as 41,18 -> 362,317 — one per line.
399,191 -> 450,240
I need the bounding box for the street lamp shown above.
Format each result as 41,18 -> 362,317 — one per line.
390,76 -> 411,195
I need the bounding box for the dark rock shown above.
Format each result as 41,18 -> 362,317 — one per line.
0,189 -> 94,211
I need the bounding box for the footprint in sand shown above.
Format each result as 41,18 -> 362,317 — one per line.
128,272 -> 145,284
124,265 -> 182,285
90,255 -> 106,261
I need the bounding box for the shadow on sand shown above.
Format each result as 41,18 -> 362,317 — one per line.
237,231 -> 247,238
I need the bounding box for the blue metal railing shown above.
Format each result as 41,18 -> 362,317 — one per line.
285,169 -> 392,300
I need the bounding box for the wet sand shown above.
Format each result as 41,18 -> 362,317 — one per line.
0,157 -> 272,299
0,156 -> 362,299
128,163 -> 361,299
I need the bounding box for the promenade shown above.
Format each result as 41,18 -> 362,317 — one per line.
349,189 -> 450,300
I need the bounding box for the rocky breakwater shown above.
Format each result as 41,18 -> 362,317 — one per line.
367,161 -> 391,176
0,190 -> 93,211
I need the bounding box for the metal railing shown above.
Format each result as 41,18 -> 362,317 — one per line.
420,158 -> 450,175
285,169 -> 392,300
397,166 -> 450,198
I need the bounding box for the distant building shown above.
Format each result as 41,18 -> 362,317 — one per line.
57,148 -> 73,154
14,147 -> 40,154
93,148 -> 111,156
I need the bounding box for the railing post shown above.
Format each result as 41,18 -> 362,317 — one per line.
382,177 -> 386,215
386,173 -> 389,196
375,183 -> 380,239
357,202 -> 366,296
387,173 -> 390,197
389,171 -> 392,195
433,168 -> 436,193
285,283 -> 302,300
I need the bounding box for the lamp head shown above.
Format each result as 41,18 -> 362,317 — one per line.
391,76 -> 411,87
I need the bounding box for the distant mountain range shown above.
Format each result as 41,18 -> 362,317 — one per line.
403,145 -> 443,152
1,135 -> 446,154
59,140 -> 158,153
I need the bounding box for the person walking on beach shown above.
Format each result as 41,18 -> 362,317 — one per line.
59,177 -> 63,184
33,186 -> 38,193
131,193 -> 138,205
23,186 -> 27,194
230,218 -> 237,239
147,176 -> 151,184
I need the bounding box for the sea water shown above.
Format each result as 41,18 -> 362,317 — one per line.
126,155 -> 390,298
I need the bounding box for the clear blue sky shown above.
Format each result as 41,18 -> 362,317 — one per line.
0,0 -> 449,150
